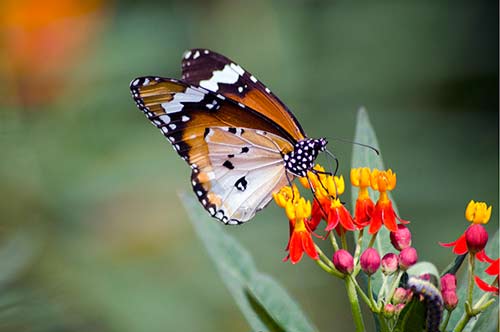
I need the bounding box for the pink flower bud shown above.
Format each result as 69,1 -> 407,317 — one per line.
332,249 -> 354,274
392,287 -> 409,304
360,248 -> 381,275
465,224 -> 488,254
395,303 -> 406,313
399,247 -> 418,270
440,274 -> 457,292
441,274 -> 458,310
383,303 -> 395,317
381,253 -> 399,275
390,224 -> 412,251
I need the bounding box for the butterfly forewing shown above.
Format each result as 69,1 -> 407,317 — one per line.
181,49 -> 306,142
130,76 -> 294,223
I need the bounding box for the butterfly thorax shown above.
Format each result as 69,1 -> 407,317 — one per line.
283,138 -> 327,177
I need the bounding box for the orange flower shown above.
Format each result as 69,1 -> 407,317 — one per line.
274,187 -> 318,264
369,169 -> 406,234
351,167 -> 374,228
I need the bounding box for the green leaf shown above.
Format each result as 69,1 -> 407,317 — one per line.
181,193 -> 317,332
447,229 -> 499,332
394,298 -> 426,332
351,108 -> 400,292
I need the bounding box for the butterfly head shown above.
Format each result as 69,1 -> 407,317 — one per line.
284,138 -> 328,177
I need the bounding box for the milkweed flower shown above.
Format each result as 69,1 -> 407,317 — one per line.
350,167 -> 374,228
369,169 -> 406,234
301,165 -> 356,232
333,249 -> 354,274
274,188 -> 318,264
381,253 -> 399,275
399,247 -> 418,270
441,273 -> 458,310
474,252 -> 499,295
360,248 -> 380,275
390,224 -> 412,251
440,200 -> 492,255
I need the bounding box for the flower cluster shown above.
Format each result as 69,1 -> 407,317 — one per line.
272,165 -> 497,332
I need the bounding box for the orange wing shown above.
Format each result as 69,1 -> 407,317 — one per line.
181,48 -> 307,141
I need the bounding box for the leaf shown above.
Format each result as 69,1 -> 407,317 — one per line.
447,229 -> 499,332
351,108 -> 401,292
181,193 -> 317,332
394,298 -> 426,332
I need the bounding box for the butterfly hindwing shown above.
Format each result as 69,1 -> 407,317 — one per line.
194,127 -> 293,223
182,49 -> 307,141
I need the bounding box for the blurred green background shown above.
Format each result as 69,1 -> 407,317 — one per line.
0,1 -> 498,331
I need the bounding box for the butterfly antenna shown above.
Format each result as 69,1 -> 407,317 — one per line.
285,172 -> 295,201
324,149 -> 339,176
327,137 -> 380,156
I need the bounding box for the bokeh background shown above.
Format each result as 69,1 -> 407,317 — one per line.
0,1 -> 498,331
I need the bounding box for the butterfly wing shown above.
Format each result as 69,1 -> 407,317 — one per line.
181,49 -> 307,141
130,76 -> 294,223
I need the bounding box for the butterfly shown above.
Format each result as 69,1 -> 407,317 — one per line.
130,49 -> 328,224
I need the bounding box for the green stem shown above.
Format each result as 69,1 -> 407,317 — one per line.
329,231 -> 340,251
367,277 -> 378,310
386,271 -> 403,302
350,275 -> 373,309
377,275 -> 389,307
454,254 -> 478,332
440,309 -> 452,332
314,244 -> 343,278
345,276 -> 366,332
353,229 -> 364,265
367,232 -> 378,248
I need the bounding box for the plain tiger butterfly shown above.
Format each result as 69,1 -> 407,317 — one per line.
130,49 -> 329,224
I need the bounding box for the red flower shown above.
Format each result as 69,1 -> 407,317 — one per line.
351,167 -> 374,228
325,198 -> 356,232
440,233 -> 468,255
287,218 -> 318,264
369,169 -> 407,234
474,251 -> 499,295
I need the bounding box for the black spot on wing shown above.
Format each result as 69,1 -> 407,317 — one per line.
241,147 -> 249,153
228,127 -> 237,134
222,160 -> 234,169
234,176 -> 248,191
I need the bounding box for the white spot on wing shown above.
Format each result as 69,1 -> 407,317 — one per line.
199,64 -> 242,92
193,50 -> 200,59
250,75 -> 258,83
184,50 -> 192,59
161,87 -> 205,113
229,63 -> 245,75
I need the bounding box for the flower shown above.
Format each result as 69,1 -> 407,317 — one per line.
302,166 -> 356,232
360,248 -> 381,275
465,224 -> 488,254
381,253 -> 399,275
474,252 -> 499,295
392,287 -> 410,304
441,200 -> 492,255
465,200 -> 492,224
390,224 -> 412,251
441,274 -> 458,310
274,187 -> 318,264
383,303 -> 395,317
369,169 -> 407,234
332,249 -> 354,274
399,247 -> 418,270
351,167 -> 374,228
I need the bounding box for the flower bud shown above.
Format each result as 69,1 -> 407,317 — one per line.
360,248 -> 381,275
381,253 -> 399,275
332,249 -> 354,274
399,247 -> 418,270
392,287 -> 409,304
383,303 -> 395,317
390,224 -> 412,251
465,224 -> 488,254
395,303 -> 406,313
441,274 -> 458,311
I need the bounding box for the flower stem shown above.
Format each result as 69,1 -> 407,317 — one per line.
329,231 -> 340,251
353,229 -> 364,265
345,275 -> 366,332
440,309 -> 452,332
340,228 -> 348,250
367,277 -> 378,310
386,271 -> 403,302
314,244 -> 343,278
377,275 -> 389,308
368,232 -> 378,248
466,253 -> 475,307
454,254 -> 481,332
350,275 -> 373,309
